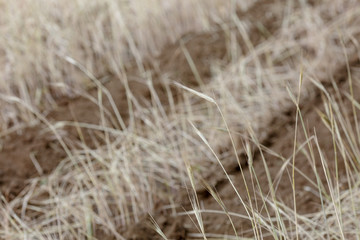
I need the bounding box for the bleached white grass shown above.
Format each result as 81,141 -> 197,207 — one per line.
0,0 -> 242,130
1,0 -> 360,239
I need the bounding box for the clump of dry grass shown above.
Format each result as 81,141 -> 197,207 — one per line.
1,0 -> 360,239
0,0 -> 235,130
177,61 -> 360,239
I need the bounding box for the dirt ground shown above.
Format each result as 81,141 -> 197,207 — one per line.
1,0 -> 359,239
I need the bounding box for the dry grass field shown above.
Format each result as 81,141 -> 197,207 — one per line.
1,0 -> 360,239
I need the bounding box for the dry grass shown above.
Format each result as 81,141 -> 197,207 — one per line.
0,0 -> 236,129
1,0 -> 360,239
